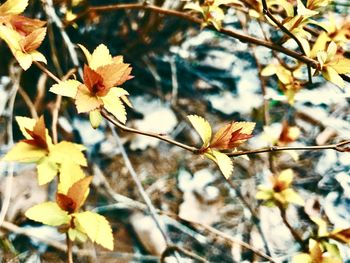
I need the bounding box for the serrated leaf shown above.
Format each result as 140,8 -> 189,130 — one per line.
210,122 -> 255,149
37,156 -> 58,185
75,211 -> 114,250
25,202 -> 70,226
58,161 -> 85,194
49,141 -> 87,166
2,142 -> 47,162
89,44 -> 113,70
0,0 -> 28,15
20,27 -> 46,52
50,79 -> 81,98
101,88 -> 128,123
210,150 -> 233,179
187,115 -> 212,147
67,176 -> 93,211
56,193 -> 76,213
75,85 -> 102,113
97,63 -> 131,88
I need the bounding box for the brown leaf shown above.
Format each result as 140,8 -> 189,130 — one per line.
56,193 -> 76,214
22,115 -> 48,149
20,27 -> 46,52
330,228 -> 350,243
67,176 -> 93,211
210,122 -> 253,150
97,62 -> 132,88
83,64 -> 106,95
10,15 -> 46,36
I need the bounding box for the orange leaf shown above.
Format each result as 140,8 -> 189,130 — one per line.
19,27 -> 46,52
22,115 -> 48,149
97,62 -> 132,88
210,122 -> 254,150
83,64 -> 106,96
67,176 -> 93,211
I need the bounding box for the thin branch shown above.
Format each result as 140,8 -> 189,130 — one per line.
65,3 -> 319,68
107,123 -> 171,245
66,233 -> 73,263
101,108 -> 198,153
161,245 -> 208,263
18,87 -> 38,119
227,140 -> 350,157
277,204 -> 304,249
261,0 -> 313,83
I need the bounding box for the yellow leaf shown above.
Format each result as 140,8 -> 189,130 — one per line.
331,58 -> 350,74
310,32 -> 329,58
256,189 -> 273,200
0,0 -> 28,16
282,189 -> 305,206
74,211 -> 114,250
89,44 -> 113,70
78,44 -> 92,64
278,169 -> 294,187
187,115 -> 212,147
2,142 -> 47,162
58,161 -> 86,194
50,80 -> 81,98
101,88 -> 128,124
311,217 -> 329,237
68,228 -> 87,242
261,64 -> 277,76
37,156 -> 58,185
15,51 -> 33,71
25,202 -> 70,226
297,0 -> 318,17
49,141 -> 87,166
323,66 -> 344,88
30,50 -> 47,64
15,116 -> 36,139
184,2 -> 203,13
89,109 -> 102,129
209,150 -> 233,179
292,253 -> 312,263
75,85 -> 102,113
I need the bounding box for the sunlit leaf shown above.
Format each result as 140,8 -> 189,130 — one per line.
75,85 -> 102,113
50,80 -> 81,98
89,109 -> 102,129
0,0 -> 28,16
75,211 -> 114,250
292,253 -> 312,263
282,189 -> 305,206
68,228 -> 87,242
25,202 -> 70,226
49,141 -> 87,166
78,44 -> 92,64
187,115 -> 212,147
89,44 -> 112,70
37,156 -> 58,185
101,87 -> 128,124
2,142 -> 47,162
208,150 -> 233,179
323,66 -> 344,88
58,161 -> 85,194
15,116 -> 36,139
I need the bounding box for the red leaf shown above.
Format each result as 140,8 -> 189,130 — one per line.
56,193 -> 76,214
83,65 -> 106,96
22,116 -> 48,149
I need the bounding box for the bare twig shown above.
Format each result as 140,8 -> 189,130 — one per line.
101,108 -> 198,153
66,233 -> 73,263
260,0 -> 313,83
0,63 -> 21,227
161,245 -> 208,263
65,3 -> 319,68
107,123 -> 170,245
227,140 -> 350,157
18,87 -> 38,119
